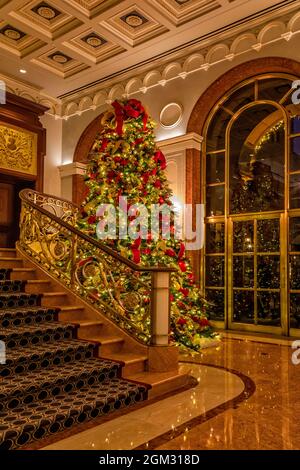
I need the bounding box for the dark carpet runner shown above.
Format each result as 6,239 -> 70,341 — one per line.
0,269 -> 147,450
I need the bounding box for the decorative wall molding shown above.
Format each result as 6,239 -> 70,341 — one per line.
157,132 -> 203,153
58,161 -> 86,177
57,7 -> 300,118
159,102 -> 183,128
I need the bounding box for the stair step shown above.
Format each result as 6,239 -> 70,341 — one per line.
0,249 -> 16,258
0,339 -> 96,378
10,269 -> 36,281
77,321 -> 104,337
0,258 -> 23,269
89,336 -> 124,355
0,377 -> 147,450
0,357 -> 121,410
0,322 -> 75,349
0,293 -> 41,310
104,352 -> 148,375
58,306 -> 86,322
25,280 -> 51,294
0,307 -> 60,328
41,292 -> 68,307
126,370 -> 190,400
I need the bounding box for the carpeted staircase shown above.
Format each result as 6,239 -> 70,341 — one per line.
0,265 -> 148,450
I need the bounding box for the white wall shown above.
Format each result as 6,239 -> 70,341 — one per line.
40,114 -> 62,197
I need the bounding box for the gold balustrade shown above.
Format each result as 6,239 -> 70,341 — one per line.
19,189 -> 174,346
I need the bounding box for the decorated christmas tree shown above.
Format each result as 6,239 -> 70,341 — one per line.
77,98 -> 219,351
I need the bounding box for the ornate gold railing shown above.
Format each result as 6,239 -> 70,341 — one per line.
19,189 -> 174,346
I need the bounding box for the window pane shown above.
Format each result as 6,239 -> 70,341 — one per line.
290,174 -> 300,209
206,108 -> 231,152
257,292 -> 281,326
233,256 -> 254,288
257,219 -> 280,253
230,104 -> 285,214
206,185 -> 224,216
205,289 -> 224,321
222,82 -> 254,113
291,116 -> 300,134
233,290 -> 254,324
290,218 -> 300,252
257,255 -> 280,289
206,256 -> 224,287
290,136 -> 300,172
206,223 -> 225,253
258,78 -> 291,102
290,294 -> 300,329
233,221 -> 254,253
206,153 -> 225,184
290,255 -> 300,290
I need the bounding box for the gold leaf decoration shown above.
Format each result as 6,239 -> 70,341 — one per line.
0,124 -> 37,175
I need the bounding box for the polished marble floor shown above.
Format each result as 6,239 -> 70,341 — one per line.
42,334 -> 300,450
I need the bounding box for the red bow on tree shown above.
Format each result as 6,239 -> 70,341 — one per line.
154,151 -> 167,170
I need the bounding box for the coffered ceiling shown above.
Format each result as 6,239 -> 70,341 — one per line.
0,0 -> 294,97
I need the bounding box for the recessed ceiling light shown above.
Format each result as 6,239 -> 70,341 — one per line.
19,69 -> 27,74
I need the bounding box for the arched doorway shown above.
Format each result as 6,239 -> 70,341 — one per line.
202,73 -> 300,337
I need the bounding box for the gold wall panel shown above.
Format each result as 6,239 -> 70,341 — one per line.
0,123 -> 37,176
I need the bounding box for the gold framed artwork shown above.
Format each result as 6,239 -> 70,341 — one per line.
0,123 -> 37,176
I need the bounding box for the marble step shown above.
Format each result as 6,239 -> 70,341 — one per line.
0,339 -> 96,378
0,322 -> 75,349
0,307 -> 60,328
0,357 -> 121,411
0,377 -> 147,450
0,293 -> 41,310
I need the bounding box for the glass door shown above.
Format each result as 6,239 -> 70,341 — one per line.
203,74 -> 300,337
228,215 -> 285,333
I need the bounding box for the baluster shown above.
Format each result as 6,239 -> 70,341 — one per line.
150,271 -> 171,346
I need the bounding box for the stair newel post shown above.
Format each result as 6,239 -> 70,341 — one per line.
150,270 -> 171,346
70,233 -> 78,288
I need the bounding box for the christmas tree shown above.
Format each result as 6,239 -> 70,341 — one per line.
77,98 -> 219,351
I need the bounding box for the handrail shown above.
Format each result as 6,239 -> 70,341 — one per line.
19,189 -> 174,346
19,189 -> 174,273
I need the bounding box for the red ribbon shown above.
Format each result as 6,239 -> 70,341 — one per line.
112,100 -> 124,136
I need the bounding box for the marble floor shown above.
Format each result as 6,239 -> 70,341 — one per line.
42,334 -> 300,450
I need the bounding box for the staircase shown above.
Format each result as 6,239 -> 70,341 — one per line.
0,249 -> 148,450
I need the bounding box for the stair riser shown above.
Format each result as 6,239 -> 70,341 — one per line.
0,295 -> 41,310
0,366 -> 120,413
25,283 -> 51,294
98,341 -> 125,356
0,281 -> 25,293
0,385 -> 146,450
0,344 -> 95,378
58,309 -> 86,322
10,271 -> 37,281
0,260 -> 23,269
122,360 -> 147,376
41,295 -> 68,307
0,310 -> 58,328
77,324 -> 104,337
1,327 -> 75,350
0,250 -> 16,258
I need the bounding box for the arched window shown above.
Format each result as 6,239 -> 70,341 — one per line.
203,74 -> 300,336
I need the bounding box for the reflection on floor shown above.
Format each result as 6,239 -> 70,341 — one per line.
157,335 -> 300,450
42,362 -> 244,450
43,334 -> 300,450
